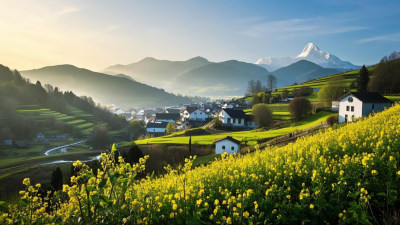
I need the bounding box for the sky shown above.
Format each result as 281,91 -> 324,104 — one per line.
0,0 -> 399,71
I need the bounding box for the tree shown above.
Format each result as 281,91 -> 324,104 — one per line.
128,120 -> 145,140
289,97 -> 312,120
90,124 -> 110,149
326,115 -> 338,127
267,75 -> 277,92
255,80 -> 264,93
252,104 -> 273,127
246,80 -> 256,96
166,123 -> 176,135
126,145 -> 144,165
318,77 -> 349,106
369,57 -> 400,95
356,65 -> 370,93
50,167 -> 63,191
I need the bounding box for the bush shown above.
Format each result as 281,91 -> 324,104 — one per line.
326,115 -> 338,126
289,97 -> 312,120
252,104 -> 273,127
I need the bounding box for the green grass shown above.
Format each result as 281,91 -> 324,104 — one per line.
386,96 -> 400,102
245,103 -> 291,120
66,119 -> 85,125
135,111 -> 334,146
192,154 -> 221,167
16,108 -> 51,113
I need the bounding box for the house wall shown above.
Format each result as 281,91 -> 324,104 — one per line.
362,102 -> 391,116
339,95 -> 363,123
215,140 -> 240,154
218,110 -> 257,128
188,109 -> 208,121
146,127 -> 166,133
156,119 -> 175,123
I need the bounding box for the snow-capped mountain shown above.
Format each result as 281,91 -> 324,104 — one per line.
256,43 -> 359,71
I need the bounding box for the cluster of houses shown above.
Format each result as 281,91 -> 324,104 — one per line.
108,100 -> 259,137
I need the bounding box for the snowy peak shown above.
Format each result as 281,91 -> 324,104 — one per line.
256,43 -> 360,71
297,43 -> 322,58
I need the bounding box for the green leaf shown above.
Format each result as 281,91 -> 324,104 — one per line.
98,178 -> 107,189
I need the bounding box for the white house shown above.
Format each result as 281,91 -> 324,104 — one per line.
338,92 -> 392,123
182,107 -> 208,121
214,136 -> 241,154
146,121 -> 168,136
217,109 -> 257,129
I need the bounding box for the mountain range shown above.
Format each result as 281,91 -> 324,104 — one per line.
256,43 -> 359,71
21,65 -> 193,108
103,57 -> 270,96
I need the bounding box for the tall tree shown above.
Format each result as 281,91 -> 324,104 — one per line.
356,65 -> 370,93
267,75 -> 277,92
246,80 -> 256,96
318,77 -> 349,106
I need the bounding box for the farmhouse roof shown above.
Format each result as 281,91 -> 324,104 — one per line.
340,92 -> 392,103
165,108 -> 181,114
156,113 -> 180,120
214,136 -> 241,145
146,121 -> 168,129
185,107 -> 198,114
221,108 -> 250,119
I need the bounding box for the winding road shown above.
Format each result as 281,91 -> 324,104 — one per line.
44,140 -> 88,155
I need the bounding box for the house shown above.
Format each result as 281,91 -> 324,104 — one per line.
338,92 -> 392,123
217,108 -> 257,128
146,121 -> 168,136
214,136 -> 241,154
182,107 -> 208,121
155,113 -> 180,123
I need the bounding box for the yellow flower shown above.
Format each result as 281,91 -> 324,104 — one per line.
169,212 -> 174,218
226,217 -> 232,224
23,178 -> 30,186
243,211 -> 249,218
371,170 -> 378,176
196,199 -> 202,206
172,204 -> 178,210
310,204 -> 314,209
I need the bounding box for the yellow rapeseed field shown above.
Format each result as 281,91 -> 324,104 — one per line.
1,104 -> 400,224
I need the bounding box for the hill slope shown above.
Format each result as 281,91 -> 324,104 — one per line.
103,57 -> 211,88
272,60 -> 343,87
21,65 -> 192,108
176,60 -> 269,96
5,103 -> 400,224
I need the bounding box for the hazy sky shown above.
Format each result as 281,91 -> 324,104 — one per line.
1,0 -> 399,71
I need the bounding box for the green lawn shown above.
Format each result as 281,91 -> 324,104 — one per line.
135,111 -> 334,146
245,103 -> 291,120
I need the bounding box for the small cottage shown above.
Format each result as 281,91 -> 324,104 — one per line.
338,92 -> 392,123
217,108 -> 257,129
146,121 -> 168,136
214,136 -> 241,154
182,107 -> 208,121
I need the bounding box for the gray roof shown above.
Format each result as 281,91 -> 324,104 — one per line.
146,122 -> 168,129
214,136 -> 241,145
341,92 -> 392,103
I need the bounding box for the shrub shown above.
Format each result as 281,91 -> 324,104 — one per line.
326,115 -> 338,126
289,97 -> 312,120
252,104 -> 273,127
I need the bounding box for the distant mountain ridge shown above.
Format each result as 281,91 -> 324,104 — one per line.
21,65 -> 192,108
256,43 -> 360,71
103,57 -> 270,96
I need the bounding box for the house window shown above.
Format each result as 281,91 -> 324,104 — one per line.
227,118 -> 231,124
346,106 -> 349,111
222,146 -> 225,150
348,97 -> 353,102
231,146 -> 234,150
345,114 -> 348,122
351,115 -> 355,121
239,118 -> 242,124
233,118 -> 236,124
372,104 -> 375,110
351,106 -> 354,112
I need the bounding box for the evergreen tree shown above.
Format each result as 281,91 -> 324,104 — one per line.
50,167 -> 63,191
356,65 -> 370,93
